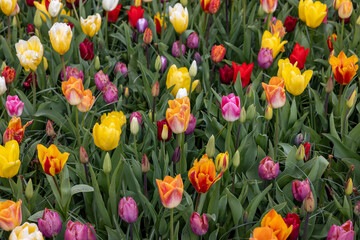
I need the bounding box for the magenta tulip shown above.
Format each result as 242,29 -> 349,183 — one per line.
185,114 -> 196,135
61,66 -> 84,81
94,70 -> 110,92
118,197 -> 138,223
38,208 -> 62,238
65,220 -> 96,240
327,220 -> 354,240
257,48 -> 273,69
221,93 -> 241,122
292,179 -> 311,202
258,156 -> 279,180
5,95 -> 24,117
114,62 -> 128,77
190,212 -> 209,236
103,82 -> 118,104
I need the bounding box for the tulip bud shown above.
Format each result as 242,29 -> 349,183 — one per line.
258,156 -> 279,180
325,76 -> 333,93
103,153 -> 112,174
346,90 -> 357,108
34,10 -> 42,29
345,178 -> 353,195
239,107 -> 246,123
155,56 -> 161,72
215,152 -> 229,172
176,88 -> 188,99
143,28 -> 153,45
130,117 -> 140,135
185,114 -> 197,135
95,56 -> 100,70
134,0 -> 141,7
46,120 -> 56,138
38,208 -> 62,238
25,179 -> 33,200
294,133 -> 304,146
161,124 -> 169,141
189,60 -> 197,78
1,62 -> 6,71
206,135 -> 215,158
124,87 -> 130,99
136,18 -> 148,33
304,191 -> 315,213
180,0 -> 188,6
0,77 -> 6,96
354,201 -> 360,216
12,17 -> 17,26
194,52 -> 202,65
246,104 -> 256,121
296,145 -> 305,161
172,41 -> 186,58
265,105 -> 273,120
27,24 -> 35,36
187,32 -> 199,49
261,91 -> 266,101
80,146 -> 88,164
246,85 -> 253,98
257,4 -> 265,16
232,150 -> 240,168
114,62 -> 128,77
172,146 -> 181,163
190,212 -> 209,236
119,197 -> 139,223
357,16 -> 360,26
142,154 -> 150,173
160,56 -> 167,73
152,81 -> 159,97
48,0 -> 62,18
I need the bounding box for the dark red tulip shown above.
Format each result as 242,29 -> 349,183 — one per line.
219,64 -> 233,84
79,39 -> 94,61
284,16 -> 297,32
283,213 -> 300,240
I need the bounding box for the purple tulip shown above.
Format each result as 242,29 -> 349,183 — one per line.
65,220 -> 96,240
103,82 -> 118,103
292,179 -> 311,202
37,208 -> 62,238
327,220 -> 354,240
160,56 -> 167,73
5,95 -> 24,117
221,93 -> 241,122
257,48 -> 273,69
114,62 -> 128,77
119,197 -> 138,223
258,156 -> 279,180
194,52 -> 202,65
190,212 -> 209,236
61,66 -> 84,81
95,70 -> 110,92
187,32 -> 199,49
185,114 -> 196,135
136,18 -> 148,33
130,112 -> 142,126
172,41 -> 186,58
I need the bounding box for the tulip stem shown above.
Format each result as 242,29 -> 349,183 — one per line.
61,55 -> 66,81
340,19 -> 345,50
161,0 -> 166,41
83,163 -> 89,184
242,0 -> 246,35
225,0 -> 229,35
342,106 -> 349,140
147,2 -> 152,17
7,16 -> 11,45
324,92 -> 329,118
170,208 -> 174,240
52,175 -> 61,196
225,122 -> 233,156
209,62 -> 215,87
265,13 -> 271,31
195,192 -> 201,212
179,34 -> 183,65
303,212 -> 310,240
205,14 -> 213,48
134,137 -> 138,162
71,2 -> 80,21
152,96 -> 156,122
146,45 -> 150,69
75,107 -> 81,147
32,71 -> 36,108
338,84 -> 344,114
274,108 -> 279,159
130,223 -> 133,240
105,11 -> 109,48
235,123 -> 242,150
179,132 -> 185,173
144,172 -> 147,198
231,166 -> 237,193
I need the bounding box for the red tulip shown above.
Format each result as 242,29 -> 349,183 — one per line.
304,142 -> 311,161
232,61 -> 254,88
127,6 -> 145,28
219,64 -> 234,84
23,73 -> 37,90
284,16 -> 297,32
27,24 -> 35,36
289,43 -> 309,70
79,39 -> 94,61
106,4 -> 122,23
283,213 -> 300,240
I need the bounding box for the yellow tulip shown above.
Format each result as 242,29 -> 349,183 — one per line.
338,0 -> 353,19
298,0 -> 327,28
166,64 -> 199,97
0,0 -> 17,16
261,31 -> 287,58
0,140 -> 20,178
81,13 -> 102,37
49,22 -> 73,55
333,0 -> 347,10
15,36 -> 44,72
169,3 -> 189,34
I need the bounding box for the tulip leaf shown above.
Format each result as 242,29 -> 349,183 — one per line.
246,183 -> 272,223
71,184 -> 94,196
226,188 -> 243,225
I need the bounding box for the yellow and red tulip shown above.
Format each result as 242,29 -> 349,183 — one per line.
3,117 -> 33,144
37,144 -> 70,176
329,51 -> 358,85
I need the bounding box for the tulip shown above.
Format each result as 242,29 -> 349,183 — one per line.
221,93 -> 241,122
188,154 -> 223,193
338,0 -> 352,19
260,0 -> 278,14
211,44 -> 226,63
259,209 -> 293,240
166,96 -> 191,134
304,142 -> 311,161
160,56 -> 167,73
289,43 -> 309,70
219,64 -> 234,84
143,28 -> 153,44
77,89 -> 95,112
118,197 -> 138,223
264,105 -> 272,120
215,152 -> 229,172
38,208 -> 62,238
292,179 -> 311,202
15,36 -> 44,72
152,81 -> 159,97
327,33 -> 337,52
345,178 -> 353,195
156,174 -> 183,208
157,119 -> 172,141
187,32 -> 199,49
169,3 -> 189,34
81,14 -> 101,37
262,77 -> 286,109
136,18 -> 148,33
106,4 -> 121,22
185,114 -> 196,135
304,191 -> 315,213
0,140 -> 20,178
154,12 -> 166,35
1,66 -> 16,84
232,62 -> 254,87
114,62 -> 128,77
333,0 -> 347,10
130,117 -> 140,136
257,48 -> 273,69
102,0 -> 118,11
62,77 -> 84,105
327,220 -> 355,240
296,144 -> 305,160
49,22 -> 73,55
127,5 -> 144,28
355,201 -> 360,216
298,0 -> 327,28
0,76 -> 6,95
194,52 -> 202,65
79,39 -> 94,61
0,200 -> 22,231
190,212 -> 208,236
48,0 -> 62,18
9,222 -> 44,240
46,120 -> 56,139
3,117 -> 33,145
201,0 -> 211,13
103,82 -> 118,104
208,0 -> 220,14
258,156 -> 279,180
346,90 -> 357,108
142,154 -> 150,173
282,213 -> 300,240
284,16 -> 297,32
270,20 -> 286,38
294,133 -> 304,145
172,41 -> 186,58
261,31 -> 287,58
37,144 -> 69,176
250,227 -> 277,240
61,66 -> 84,81
329,51 -> 359,85
27,24 -> 35,36
94,70 -> 110,91
175,88 -> 187,99
5,95 -> 24,117
65,220 -> 96,240
166,65 -> 199,97
26,0 -> 36,7
0,0 -> 17,16
23,73 -> 36,90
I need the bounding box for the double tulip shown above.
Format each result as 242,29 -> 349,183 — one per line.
77,89 -> 95,113
156,174 -> 183,208
3,117 -> 33,144
327,220 -> 355,240
81,13 -> 102,37
165,96 -> 191,134
65,220 -> 96,240
284,16 -> 297,32
329,51 -> 358,85
190,212 -> 209,236
261,31 -> 287,58
166,64 -> 199,97
219,64 -> 234,84
0,200 -> 22,231
270,20 -> 285,38
292,178 -> 311,202
0,140 -> 21,178
15,36 -> 44,72
2,66 -> 16,84
9,222 -> 44,240
49,22 -> 73,56
37,144 -> 70,176
258,156 -> 279,180
37,208 -> 62,238
169,3 -> 189,34
62,77 -> 84,105
262,77 -> 286,109
298,0 -> 327,28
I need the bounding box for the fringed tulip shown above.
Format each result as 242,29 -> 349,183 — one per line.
0,200 -> 22,231
156,174 -> 183,208
166,96 -> 191,134
262,77 -> 286,109
221,93 -> 241,122
37,144 -> 70,176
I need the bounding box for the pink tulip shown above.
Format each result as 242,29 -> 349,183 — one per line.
118,197 -> 138,223
103,83 -> 118,104
114,62 -> 128,77
190,212 -> 209,236
258,156 -> 279,180
38,208 -> 62,238
5,95 -> 24,117
327,220 -> 354,240
221,93 -> 241,122
61,66 -> 84,81
292,179 -> 311,202
65,220 -> 96,240
94,70 -> 110,92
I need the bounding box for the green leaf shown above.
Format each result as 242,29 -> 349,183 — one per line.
71,184 -> 94,195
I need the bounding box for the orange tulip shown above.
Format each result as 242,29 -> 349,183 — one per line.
3,117 -> 33,144
156,174 -> 183,209
211,44 -> 226,63
250,227 -> 277,240
37,144 -> 70,176
77,89 -> 95,112
260,209 -> 293,240
61,77 -> 84,105
188,154 -> 223,193
270,20 -> 286,38
166,96 -> 191,134
0,200 -> 22,231
329,51 -> 359,85
262,77 -> 286,109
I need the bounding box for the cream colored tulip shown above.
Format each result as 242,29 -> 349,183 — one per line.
0,0 -> 17,16
49,22 -> 73,55
169,3 -> 189,34
81,13 -> 102,37
9,222 -> 44,240
15,36 -> 44,72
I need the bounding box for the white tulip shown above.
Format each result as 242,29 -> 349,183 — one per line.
102,0 -> 119,11
0,76 -> 7,95
48,0 -> 62,18
176,88 -> 188,99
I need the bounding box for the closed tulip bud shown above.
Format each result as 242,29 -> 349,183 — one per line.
246,104 -> 256,121
134,0 -> 141,7
172,41 -> 186,58
187,32 -> 199,49
296,144 -> 305,160
260,91 -> 266,101
34,10 -> 42,28
38,208 -> 62,238
152,81 -> 159,97
43,57 -> 48,71
25,179 -> 33,200
294,133 -> 304,145
155,56 -> 161,72
180,0 -> 188,6
194,52 -> 202,65
142,154 -> 150,173
354,201 -> 360,216
48,0 -> 62,18
239,107 -> 247,123
325,76 -> 333,93
103,153 -> 112,174
80,146 -> 88,164
189,60 -> 197,78
346,90 -> 357,108
232,150 -> 240,168
130,117 -> 140,135
103,0 -> 119,11
172,146 -> 181,163
211,44 -> 226,63
265,105 -> 273,120
338,0 -> 353,19
190,212 -> 209,236
206,135 -> 215,158
124,87 -> 130,99
160,56 -> 167,73
95,56 -> 100,70
161,124 -> 169,141
143,28 -> 153,45
215,152 -> 229,172
246,85 -> 253,98
136,18 -> 148,33
119,197 -> 138,223
304,191 -> 314,213
345,178 -> 353,195
46,120 -> 56,138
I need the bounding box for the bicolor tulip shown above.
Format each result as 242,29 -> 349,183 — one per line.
166,96 -> 191,134
211,44 -> 226,63
127,5 -> 144,28
333,0 -> 347,10
292,178 -> 311,202
190,212 -> 209,236
258,156 -> 279,180
9,222 -> 44,240
0,140 -> 20,178
154,12 -> 166,34
215,152 -> 229,172
48,0 -> 62,18
81,13 -> 102,37
5,95 -> 24,117
298,0 -> 327,28
327,33 -> 337,52
34,0 -> 69,22
61,77 -> 84,105
260,0 -> 278,14
0,0 -> 17,16
49,22 -> 73,55
94,70 -> 109,91
38,208 -> 62,238
166,64 -> 199,97
270,20 -> 285,38
3,117 -> 33,144
327,220 -> 355,240
15,36 -> 44,72
114,62 -> 128,76
261,31 -> 287,58
329,51 -> 358,85
259,209 -> 293,240
262,77 -> 286,109
156,174 -> 183,208
102,0 -> 119,11
188,154 -> 223,193
77,89 -> 95,112
136,18 -> 148,33
221,93 -> 241,122
169,3 -> 189,34
289,43 -> 309,70
0,200 -> 22,231
37,144 -> 70,176
250,227 -> 277,240
157,119 -> 172,141
65,220 -> 96,240
283,213 -> 300,240
118,197 -> 138,223
1,66 -> 16,84
61,66 -> 84,81
338,0 -> 352,19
